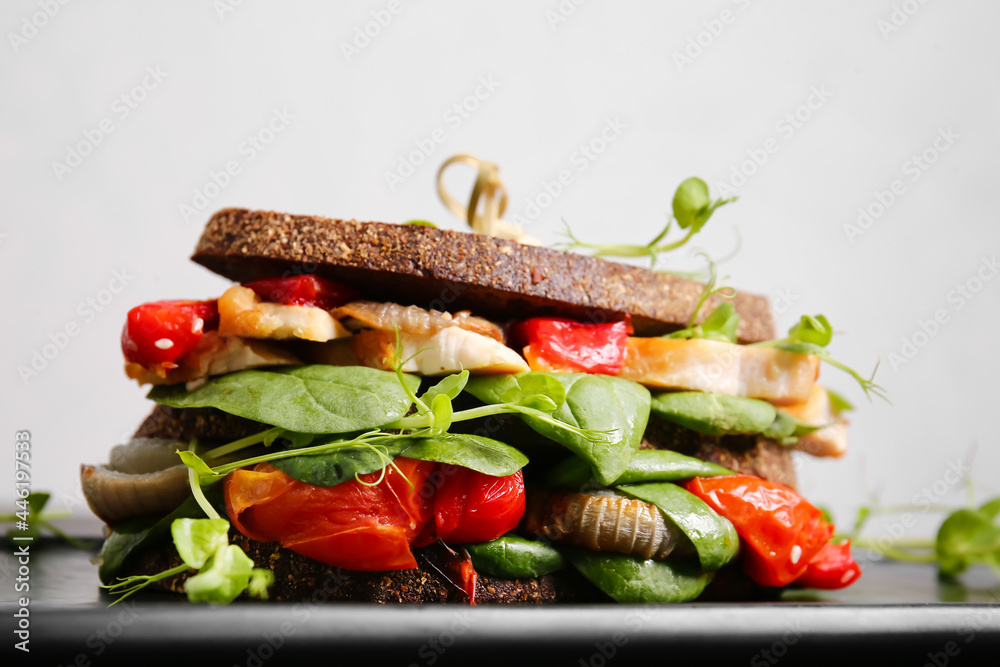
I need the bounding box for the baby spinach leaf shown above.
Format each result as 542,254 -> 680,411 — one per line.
566,548 -> 711,603
466,534 -> 565,578
763,410 -> 821,444
650,392 -> 776,437
618,482 -> 739,571
466,373 -> 649,486
271,433 -> 529,486
270,437 -> 413,487
545,450 -> 734,489
149,366 -> 420,434
401,434 -> 529,476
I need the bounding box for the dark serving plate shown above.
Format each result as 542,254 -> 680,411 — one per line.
4,534 -> 1000,665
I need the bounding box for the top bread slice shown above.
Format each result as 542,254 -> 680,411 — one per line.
192,209 -> 776,342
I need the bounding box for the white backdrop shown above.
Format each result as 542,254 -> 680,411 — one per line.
2,1 -> 998,537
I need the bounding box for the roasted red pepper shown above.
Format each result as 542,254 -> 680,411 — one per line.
797,538 -> 862,589
511,317 -> 631,375
121,300 -> 219,370
244,274 -> 360,310
423,466 -> 525,545
685,475 -> 835,587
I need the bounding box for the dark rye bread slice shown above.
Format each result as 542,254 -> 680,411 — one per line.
191,208 -> 776,342
125,533 -> 605,605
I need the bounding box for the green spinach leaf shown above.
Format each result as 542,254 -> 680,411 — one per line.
270,436 -> 413,487
618,482 -> 739,571
149,366 -> 420,434
545,450 -> 734,489
566,548 -> 711,603
650,392 -> 776,436
466,534 -> 565,578
401,434 -> 528,476
466,373 -> 649,486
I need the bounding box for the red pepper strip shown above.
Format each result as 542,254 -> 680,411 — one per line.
510,317 -> 632,375
121,300 -> 219,370
243,274 -> 360,310
461,553 -> 478,606
685,475 -> 834,587
796,538 -> 862,589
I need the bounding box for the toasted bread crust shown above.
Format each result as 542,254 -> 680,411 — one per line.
192,208 -> 776,342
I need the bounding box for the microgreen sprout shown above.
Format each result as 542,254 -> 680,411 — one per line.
663,254 -> 738,343
557,177 -> 736,268
752,315 -> 889,402
1,492 -> 90,549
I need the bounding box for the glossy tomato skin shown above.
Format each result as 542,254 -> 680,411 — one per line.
510,317 -> 631,375
685,475 -> 834,587
224,458 -> 435,571
424,466 -> 525,545
121,300 -> 219,369
243,275 -> 360,310
796,538 -> 862,590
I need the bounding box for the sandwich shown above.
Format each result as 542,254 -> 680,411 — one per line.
83,203 -> 874,605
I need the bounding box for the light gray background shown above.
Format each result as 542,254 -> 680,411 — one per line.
2,1 -> 998,541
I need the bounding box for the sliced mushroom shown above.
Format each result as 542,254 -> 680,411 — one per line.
81,438 -> 246,525
523,490 -> 683,560
332,300 -> 504,342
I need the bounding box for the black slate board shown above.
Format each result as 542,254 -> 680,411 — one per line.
4,537 -> 1000,665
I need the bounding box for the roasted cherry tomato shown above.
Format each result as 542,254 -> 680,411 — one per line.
510,317 -> 631,375
121,300 -> 219,370
423,466 -> 525,545
224,458 -> 435,571
796,538 -> 862,590
244,275 -> 360,310
685,475 -> 834,587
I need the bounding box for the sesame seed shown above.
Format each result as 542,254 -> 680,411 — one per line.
790,544 -> 802,565
192,317 -> 204,333
154,338 -> 174,349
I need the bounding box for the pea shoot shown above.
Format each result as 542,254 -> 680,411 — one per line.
557,177 -> 736,268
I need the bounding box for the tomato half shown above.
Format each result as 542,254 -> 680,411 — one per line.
685,475 -> 834,587
244,275 -> 360,310
121,300 -> 219,370
796,538 -> 862,590
224,459 -> 435,571
421,466 -> 525,545
510,317 -> 631,375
